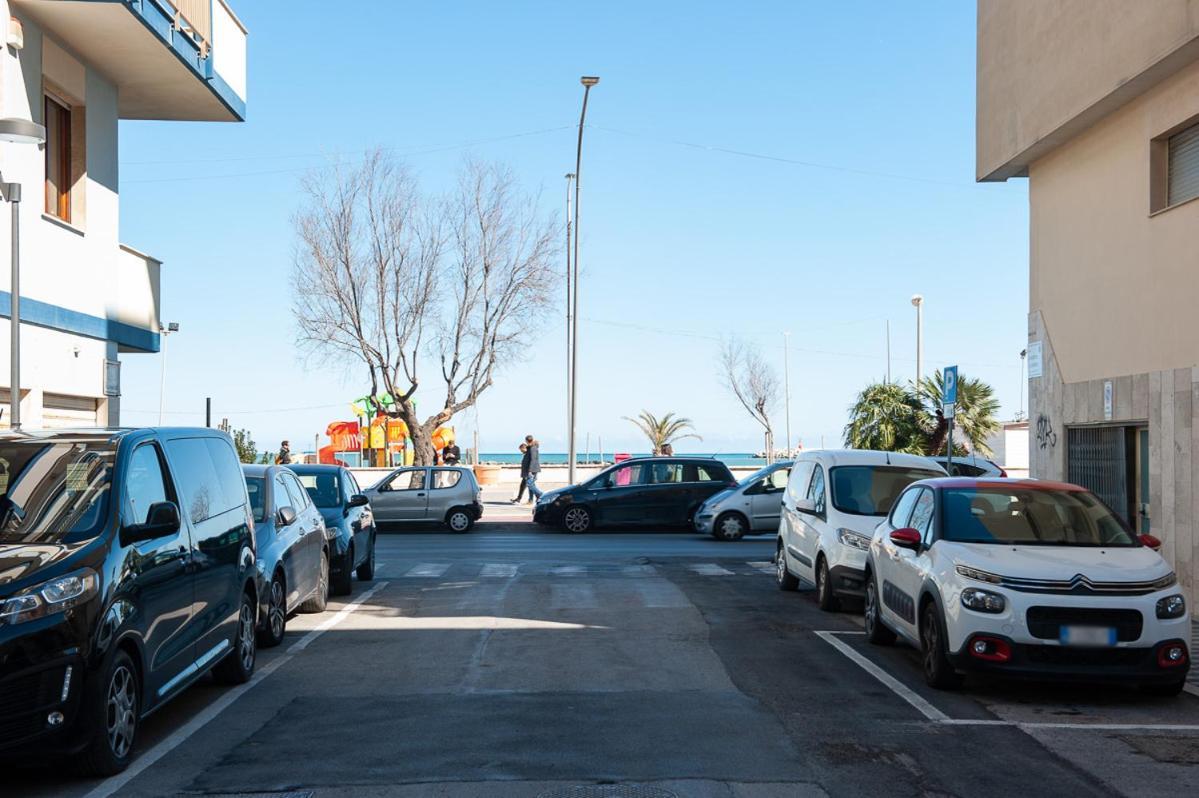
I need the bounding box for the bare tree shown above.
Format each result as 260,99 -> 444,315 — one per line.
719,338 -> 780,453
293,150 -> 559,464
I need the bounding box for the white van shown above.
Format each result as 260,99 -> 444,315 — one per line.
775,449 -> 945,610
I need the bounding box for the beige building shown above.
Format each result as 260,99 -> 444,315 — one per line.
978,0 -> 1199,614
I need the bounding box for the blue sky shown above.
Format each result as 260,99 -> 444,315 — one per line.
116,0 -> 1028,457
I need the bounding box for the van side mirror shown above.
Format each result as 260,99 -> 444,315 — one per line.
121,501 -> 181,546
277,506 -> 298,527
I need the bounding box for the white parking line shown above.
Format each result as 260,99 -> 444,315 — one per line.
480,563 -> 519,577
747,561 -> 774,573
82,580 -> 390,798
814,630 -> 949,722
818,630 -> 1199,732
551,565 -> 586,577
405,563 -> 451,578
690,563 -> 734,576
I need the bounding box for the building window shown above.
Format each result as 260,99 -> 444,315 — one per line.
1167,122 -> 1199,207
44,94 -> 72,222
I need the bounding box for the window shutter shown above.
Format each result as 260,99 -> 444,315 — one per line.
1167,123 -> 1199,206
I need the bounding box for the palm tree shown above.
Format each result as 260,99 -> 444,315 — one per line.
918,372 -> 1001,456
843,382 -> 929,454
623,411 -> 702,455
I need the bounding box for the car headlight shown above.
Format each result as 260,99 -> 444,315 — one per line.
1151,572 -> 1178,590
837,528 -> 871,551
955,564 -> 1003,585
1156,594 -> 1186,619
0,569 -> 100,625
960,587 -> 1006,614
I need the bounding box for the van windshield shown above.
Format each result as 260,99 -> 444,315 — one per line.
942,487 -> 1137,546
0,441 -> 115,544
829,466 -> 941,516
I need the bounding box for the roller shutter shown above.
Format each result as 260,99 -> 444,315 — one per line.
1168,122 -> 1199,206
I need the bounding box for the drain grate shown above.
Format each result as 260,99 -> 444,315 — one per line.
537,786 -> 679,798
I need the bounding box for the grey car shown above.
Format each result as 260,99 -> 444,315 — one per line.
694,460 -> 793,541
365,465 -> 484,532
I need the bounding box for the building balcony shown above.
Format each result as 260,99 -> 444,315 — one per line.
12,0 -> 246,121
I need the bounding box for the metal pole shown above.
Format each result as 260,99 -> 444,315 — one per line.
205,397 -> 211,427
157,330 -> 169,425
946,417 -> 955,473
1019,349 -> 1027,420
564,173 -> 574,458
886,320 -> 891,383
8,184 -> 21,431
783,331 -> 791,454
569,80 -> 596,485
914,300 -> 923,392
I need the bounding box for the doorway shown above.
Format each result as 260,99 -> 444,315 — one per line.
1065,424 -> 1148,529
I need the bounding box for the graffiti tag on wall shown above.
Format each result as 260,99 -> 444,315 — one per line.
1035,415 -> 1057,450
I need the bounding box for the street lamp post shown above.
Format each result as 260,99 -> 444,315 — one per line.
783,331 -> 791,453
910,294 -> 924,393
568,76 -> 599,486
564,172 -> 575,461
0,117 -> 48,432
157,322 -> 180,425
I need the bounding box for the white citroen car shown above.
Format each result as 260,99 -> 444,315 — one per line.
864,477 -> 1190,695
775,449 -> 946,610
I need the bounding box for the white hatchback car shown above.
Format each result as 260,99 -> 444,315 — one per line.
864,478 -> 1190,694
774,449 -> 946,610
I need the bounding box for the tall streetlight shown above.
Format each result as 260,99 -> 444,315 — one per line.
157,322 -> 180,425
783,331 -> 792,453
568,76 -> 599,485
910,294 -> 924,394
1,117 -> 48,432
564,172 -> 575,457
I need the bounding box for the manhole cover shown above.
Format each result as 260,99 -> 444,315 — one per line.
537,786 -> 679,798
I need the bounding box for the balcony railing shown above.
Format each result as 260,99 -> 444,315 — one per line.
164,0 -> 212,56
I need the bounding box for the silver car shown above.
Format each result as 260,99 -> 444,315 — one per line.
364,465 -> 483,532
694,460 -> 793,541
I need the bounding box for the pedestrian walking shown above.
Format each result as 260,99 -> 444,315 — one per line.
523,434 -> 543,504
442,441 -> 461,465
510,443 -> 530,503
275,440 -> 292,465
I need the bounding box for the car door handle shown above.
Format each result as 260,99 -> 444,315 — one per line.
416,492 -> 426,497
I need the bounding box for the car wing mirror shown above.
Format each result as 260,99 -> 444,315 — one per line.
1138,533 -> 1162,551
889,527 -> 922,550
121,501 -> 181,546
348,493 -> 369,508
277,506 -> 298,527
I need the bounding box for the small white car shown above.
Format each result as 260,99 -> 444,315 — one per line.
775,449 -> 946,609
864,478 -> 1190,695
694,460 -> 792,540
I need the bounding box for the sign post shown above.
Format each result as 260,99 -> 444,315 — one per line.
943,366 -> 958,473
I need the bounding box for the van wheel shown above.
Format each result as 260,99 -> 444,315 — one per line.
300,551 -> 330,613
816,556 -> 841,612
332,547 -> 354,596
920,602 -> 962,690
357,539 -> 376,581
864,574 -> 896,645
714,512 -> 747,541
214,590 -> 257,685
257,573 -> 286,648
775,542 -> 799,591
447,509 -> 474,533
77,649 -> 140,776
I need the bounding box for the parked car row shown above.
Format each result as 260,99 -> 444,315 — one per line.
0,429 -> 389,777
772,450 -> 1191,695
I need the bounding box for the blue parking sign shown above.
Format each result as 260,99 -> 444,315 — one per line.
944,365 -> 958,405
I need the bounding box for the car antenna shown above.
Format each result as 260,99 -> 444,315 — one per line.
886,451 -> 891,465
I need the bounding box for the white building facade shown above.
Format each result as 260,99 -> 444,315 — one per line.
0,0 -> 246,428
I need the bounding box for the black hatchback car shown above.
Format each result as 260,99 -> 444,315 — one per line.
289,464 -> 376,595
534,457 -> 738,532
0,428 -> 258,775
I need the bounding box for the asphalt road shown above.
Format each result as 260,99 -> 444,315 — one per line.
11,524 -> 1199,797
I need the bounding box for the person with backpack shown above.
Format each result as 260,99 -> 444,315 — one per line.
275,440 -> 292,465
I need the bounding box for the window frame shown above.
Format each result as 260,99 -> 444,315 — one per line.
43,91 -> 73,223
1150,117 -> 1199,214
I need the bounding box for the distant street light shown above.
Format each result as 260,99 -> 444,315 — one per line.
1,117 -> 48,431
783,331 -> 792,453
158,322 -> 180,425
910,294 -> 924,394
564,172 -> 575,460
568,76 -> 599,485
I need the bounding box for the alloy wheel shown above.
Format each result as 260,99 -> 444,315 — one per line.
719,515 -> 744,540
817,562 -> 828,601
864,580 -> 877,635
238,600 -> 256,672
106,664 -> 137,759
564,508 -> 589,533
776,550 -> 787,583
268,579 -> 285,640
319,554 -> 329,601
922,611 -> 938,679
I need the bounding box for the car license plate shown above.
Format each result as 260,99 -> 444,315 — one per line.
1060,625 -> 1117,647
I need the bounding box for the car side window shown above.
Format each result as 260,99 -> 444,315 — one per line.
695,464 -> 725,482
806,465 -> 826,514
165,437 -> 234,524
889,487 -> 921,528
768,469 -> 790,491
273,474 -> 294,512
786,461 -> 814,506
124,443 -> 169,526
909,489 -> 936,544
432,469 -> 462,489
283,473 -> 311,510
649,462 -> 683,484
607,463 -> 644,487
391,469 -> 426,491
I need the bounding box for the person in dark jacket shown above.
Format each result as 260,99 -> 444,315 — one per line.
275,440 -> 292,465
510,442 -> 529,504
442,442 -> 461,465
523,434 -> 542,504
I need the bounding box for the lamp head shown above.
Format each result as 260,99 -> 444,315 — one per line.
580,76 -> 600,87
161,322 -> 180,333
0,118 -> 45,145
910,294 -> 923,307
